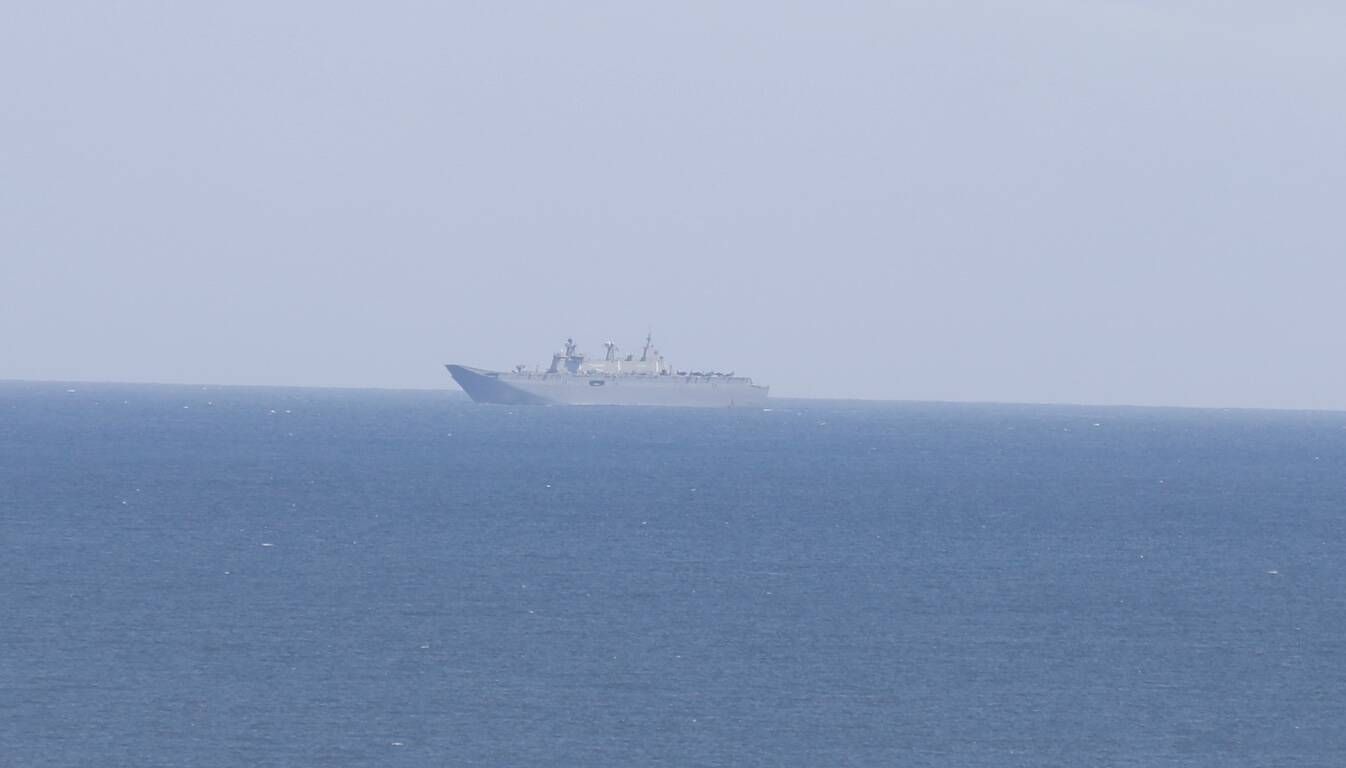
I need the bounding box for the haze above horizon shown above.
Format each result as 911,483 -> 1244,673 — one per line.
4,2 -> 1344,409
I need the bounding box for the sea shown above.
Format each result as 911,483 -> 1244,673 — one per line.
2,381 -> 1344,767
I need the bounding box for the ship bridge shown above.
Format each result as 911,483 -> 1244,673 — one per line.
549,334 -> 671,376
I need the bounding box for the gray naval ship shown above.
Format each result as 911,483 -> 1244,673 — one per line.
446,335 -> 769,407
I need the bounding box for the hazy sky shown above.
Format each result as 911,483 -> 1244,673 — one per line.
3,2 -> 1344,408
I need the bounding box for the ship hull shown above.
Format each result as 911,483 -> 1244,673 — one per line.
446,365 -> 768,408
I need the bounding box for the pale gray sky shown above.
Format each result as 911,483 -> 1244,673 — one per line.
3,2 -> 1344,408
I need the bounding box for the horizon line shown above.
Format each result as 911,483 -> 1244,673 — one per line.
2,377 -> 1343,416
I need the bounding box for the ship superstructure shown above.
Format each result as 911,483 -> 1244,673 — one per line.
446,334 -> 768,407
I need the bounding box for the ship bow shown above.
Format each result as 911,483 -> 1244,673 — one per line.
445,365 -> 553,405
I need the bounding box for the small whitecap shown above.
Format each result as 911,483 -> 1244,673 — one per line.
260,542 -> 274,547
66,388 -> 77,393
391,741 -> 404,747
1266,569 -> 1279,575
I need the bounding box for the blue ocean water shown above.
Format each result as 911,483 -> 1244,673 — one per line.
2,382 -> 1345,767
